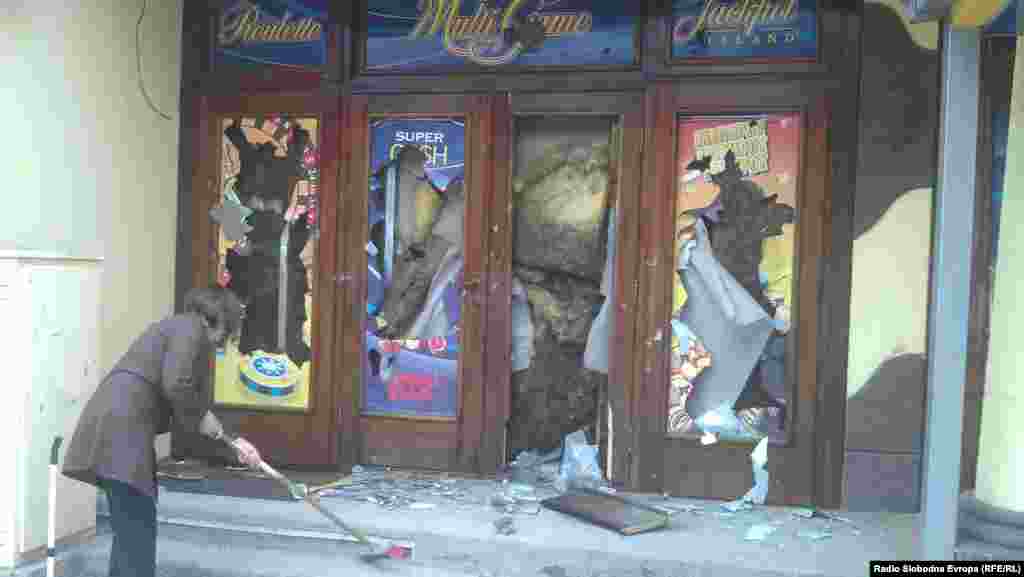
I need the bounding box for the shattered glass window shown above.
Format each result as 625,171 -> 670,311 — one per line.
363,117 -> 466,418
508,116 -> 619,456
669,113 -> 801,444
212,117 -> 321,411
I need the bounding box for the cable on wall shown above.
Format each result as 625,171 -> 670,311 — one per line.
137,0 -> 173,121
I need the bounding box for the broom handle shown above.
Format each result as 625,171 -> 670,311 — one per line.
221,437 -> 376,548
221,436 -> 282,481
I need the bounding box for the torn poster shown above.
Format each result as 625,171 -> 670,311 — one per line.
677,219 -> 775,420
511,277 -> 535,372
719,436 -> 769,511
744,437 -> 770,504
583,207 -> 616,374
405,247 -> 463,340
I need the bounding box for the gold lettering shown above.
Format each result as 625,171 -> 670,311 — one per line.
710,4 -> 728,27
725,2 -> 743,25
219,5 -> 254,45
687,1 -> 715,44
783,0 -> 798,19
218,3 -> 322,46
434,0 -> 456,36
438,2 -> 589,43
684,0 -> 800,40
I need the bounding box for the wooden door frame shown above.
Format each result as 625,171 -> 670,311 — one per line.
495,92 -> 646,479
176,91 -> 342,469
337,93 -> 503,475
628,80 -> 837,506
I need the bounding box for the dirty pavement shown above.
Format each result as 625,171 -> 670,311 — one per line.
35,430 -> 917,577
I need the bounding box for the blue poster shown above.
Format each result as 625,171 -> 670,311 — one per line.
370,118 -> 466,190
363,118 -> 467,418
365,0 -> 637,72
671,0 -> 817,60
216,0 -> 328,70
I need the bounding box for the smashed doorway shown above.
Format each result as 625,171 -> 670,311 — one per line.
507,115 -> 620,456
628,86 -> 831,505
337,94 -> 502,473
668,114 -> 799,446
213,116 -> 321,412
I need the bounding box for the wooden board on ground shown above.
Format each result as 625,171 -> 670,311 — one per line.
541,488 -> 671,536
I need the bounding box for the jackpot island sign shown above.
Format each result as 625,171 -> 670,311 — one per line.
365,0 -> 637,71
216,0 -> 328,70
671,0 -> 817,60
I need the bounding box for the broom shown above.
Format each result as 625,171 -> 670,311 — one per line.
222,437 -> 413,562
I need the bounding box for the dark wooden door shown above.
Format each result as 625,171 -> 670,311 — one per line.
335,94 -> 503,474
178,93 -> 341,468
627,82 -> 832,506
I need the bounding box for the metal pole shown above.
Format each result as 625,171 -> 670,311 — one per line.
920,21 -> 980,561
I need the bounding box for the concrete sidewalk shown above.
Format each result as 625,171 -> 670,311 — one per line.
92,483 -> 918,577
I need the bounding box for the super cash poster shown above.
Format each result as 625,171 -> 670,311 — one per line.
363,118 -> 467,418
676,113 -> 801,307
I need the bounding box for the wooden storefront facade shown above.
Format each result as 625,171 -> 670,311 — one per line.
173,0 -> 866,510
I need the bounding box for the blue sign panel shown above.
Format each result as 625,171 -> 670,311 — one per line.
370,118 -> 466,190
216,0 -> 328,70
671,0 -> 817,60
365,0 -> 636,72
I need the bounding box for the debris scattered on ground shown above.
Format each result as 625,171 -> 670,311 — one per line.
744,523 -> 778,542
789,508 -> 858,527
491,493 -> 541,515
540,565 -> 570,577
721,499 -> 754,513
494,516 -> 517,536
319,465 -> 487,511
798,528 -> 834,541
508,447 -> 562,487
653,503 -> 703,516
308,461 -> 871,551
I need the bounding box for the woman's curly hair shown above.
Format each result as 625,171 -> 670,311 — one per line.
183,286 -> 245,343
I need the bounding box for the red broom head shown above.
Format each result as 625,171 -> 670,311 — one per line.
385,545 -> 412,560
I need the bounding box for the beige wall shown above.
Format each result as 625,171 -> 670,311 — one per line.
975,35 -> 1024,513
843,2 -> 940,512
0,0 -> 182,568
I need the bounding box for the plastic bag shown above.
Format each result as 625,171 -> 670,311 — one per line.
556,429 -> 604,492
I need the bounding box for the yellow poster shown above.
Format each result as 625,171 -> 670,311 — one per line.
211,116 -> 320,411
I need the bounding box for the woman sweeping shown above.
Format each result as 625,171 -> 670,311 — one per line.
62,286 -> 264,577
